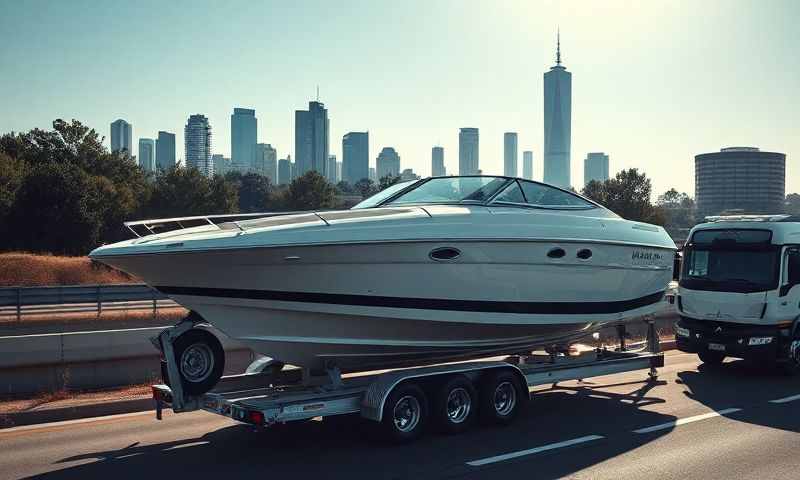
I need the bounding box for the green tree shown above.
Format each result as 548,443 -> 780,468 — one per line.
145,167 -> 238,218
5,162 -> 103,255
284,171 -> 337,210
336,180 -> 353,194
657,188 -> 696,228
236,172 -> 272,213
0,152 -> 25,236
581,168 -> 665,225
378,175 -> 401,191
353,178 -> 376,198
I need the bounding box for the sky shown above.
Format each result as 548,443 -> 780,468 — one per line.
1,0 -> 798,196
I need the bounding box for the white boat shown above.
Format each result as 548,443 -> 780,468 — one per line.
90,176 -> 676,382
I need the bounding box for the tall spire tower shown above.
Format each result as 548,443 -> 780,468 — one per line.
543,30 -> 572,188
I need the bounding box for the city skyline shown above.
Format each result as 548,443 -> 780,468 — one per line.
2,1 -> 798,195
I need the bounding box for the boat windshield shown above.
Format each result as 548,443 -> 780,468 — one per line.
351,180 -> 419,209
385,177 -> 510,205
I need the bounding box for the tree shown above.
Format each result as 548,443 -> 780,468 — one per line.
657,188 -> 696,229
581,168 -> 665,225
144,167 -> 238,218
353,178 -> 376,198
336,180 -> 353,194
5,162 -> 103,255
378,175 -> 401,191
786,194 -> 800,215
235,172 -> 272,213
0,152 -> 25,236
284,171 -> 337,210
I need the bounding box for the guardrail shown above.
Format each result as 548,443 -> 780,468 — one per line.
0,284 -> 180,320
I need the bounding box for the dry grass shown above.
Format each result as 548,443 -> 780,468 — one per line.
0,252 -> 138,287
0,307 -> 187,328
0,383 -> 153,414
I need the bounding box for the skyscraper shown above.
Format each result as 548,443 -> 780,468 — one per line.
458,128 -> 479,175
138,138 -> 155,172
369,167 -> 376,182
503,132 -> 518,177
342,131 -> 369,183
110,119 -> 132,153
231,108 -> 257,170
376,147 -> 400,179
278,158 -> 291,185
523,151 -> 533,180
326,154 -> 338,183
185,114 -> 213,176
543,32 -> 572,188
254,143 -> 277,182
156,131 -> 176,170
584,152 -> 610,186
431,146 -> 445,177
295,101 -> 329,177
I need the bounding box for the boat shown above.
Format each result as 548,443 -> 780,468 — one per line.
90,175 -> 676,389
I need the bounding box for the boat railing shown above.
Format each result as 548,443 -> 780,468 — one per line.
124,212 -> 298,238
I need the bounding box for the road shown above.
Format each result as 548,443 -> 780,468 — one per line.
1,351 -> 798,480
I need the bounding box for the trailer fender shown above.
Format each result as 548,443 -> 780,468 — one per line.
360,361 -> 527,422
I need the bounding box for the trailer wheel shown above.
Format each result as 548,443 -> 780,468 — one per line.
380,383 -> 428,443
172,329 -> 225,395
698,350 -> 725,367
479,370 -> 525,426
433,375 -> 477,434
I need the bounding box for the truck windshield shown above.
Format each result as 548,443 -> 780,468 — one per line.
681,229 -> 779,293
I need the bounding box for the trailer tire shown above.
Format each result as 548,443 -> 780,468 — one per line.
172,329 -> 225,396
432,375 -> 477,434
380,383 -> 428,443
479,370 -> 525,426
698,350 -> 725,367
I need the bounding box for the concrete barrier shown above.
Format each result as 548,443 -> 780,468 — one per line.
0,327 -> 254,396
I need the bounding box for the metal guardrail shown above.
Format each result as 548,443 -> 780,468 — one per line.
0,284 -> 180,320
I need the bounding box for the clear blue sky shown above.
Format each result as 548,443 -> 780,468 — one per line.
1,0 -> 798,196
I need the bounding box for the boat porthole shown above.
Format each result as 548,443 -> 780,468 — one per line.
577,249 -> 593,260
547,247 -> 566,259
430,247 -> 461,261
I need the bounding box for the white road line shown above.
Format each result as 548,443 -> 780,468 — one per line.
0,410 -> 153,435
466,435 -> 605,467
769,394 -> 800,404
633,408 -> 742,434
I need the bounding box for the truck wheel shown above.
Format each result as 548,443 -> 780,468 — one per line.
479,370 -> 526,426
380,383 -> 428,443
433,375 -> 477,434
172,329 -> 225,396
780,339 -> 800,376
698,350 -> 725,366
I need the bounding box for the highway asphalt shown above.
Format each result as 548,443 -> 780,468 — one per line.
1,351 -> 798,480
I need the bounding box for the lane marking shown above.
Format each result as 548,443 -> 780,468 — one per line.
633,408 -> 742,434
466,435 -> 604,466
0,410 -> 154,436
769,394 -> 800,404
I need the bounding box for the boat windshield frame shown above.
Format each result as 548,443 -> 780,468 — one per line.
372,176 -> 601,210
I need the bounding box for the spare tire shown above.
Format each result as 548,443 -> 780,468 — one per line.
171,328 -> 225,395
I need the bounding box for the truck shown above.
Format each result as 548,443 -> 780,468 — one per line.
674,215 -> 800,374
152,316 -> 664,443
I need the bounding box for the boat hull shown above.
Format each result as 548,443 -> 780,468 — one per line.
99,239 -> 673,371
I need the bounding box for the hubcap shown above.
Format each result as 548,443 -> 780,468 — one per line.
180,342 -> 214,383
393,395 -> 421,433
493,381 -> 517,416
446,387 -> 472,423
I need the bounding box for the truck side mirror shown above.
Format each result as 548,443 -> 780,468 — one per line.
780,248 -> 800,297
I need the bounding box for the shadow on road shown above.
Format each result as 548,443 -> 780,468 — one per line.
677,359 -> 800,434
30,376 -> 679,480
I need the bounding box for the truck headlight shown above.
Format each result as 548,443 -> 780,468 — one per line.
748,337 -> 773,346
675,326 -> 690,338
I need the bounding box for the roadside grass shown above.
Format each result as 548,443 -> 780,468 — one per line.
0,252 -> 137,287
0,307 -> 187,326
0,383 -> 154,415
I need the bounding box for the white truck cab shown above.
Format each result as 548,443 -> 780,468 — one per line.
675,215 -> 800,373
